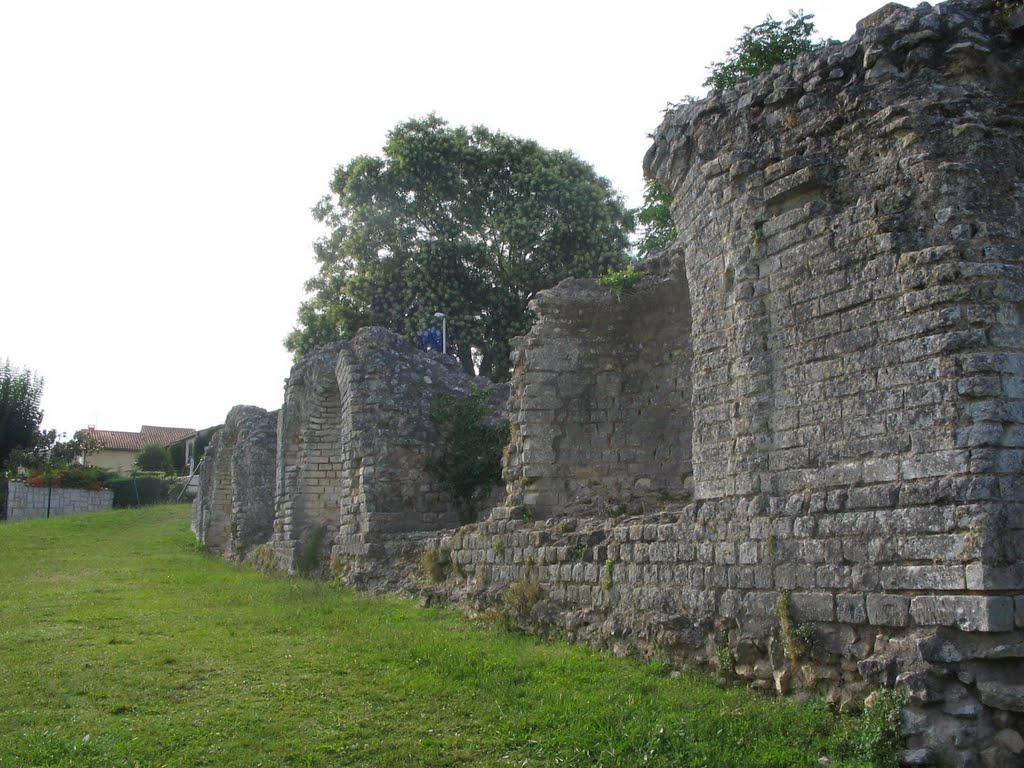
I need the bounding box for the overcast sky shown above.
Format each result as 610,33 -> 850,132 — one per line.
2,0 -> 887,438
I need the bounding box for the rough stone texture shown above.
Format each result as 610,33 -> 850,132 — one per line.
502,251 -> 693,520
5,481 -> 113,521
196,2 -> 1024,763
266,327 -> 506,576
191,405 -> 277,557
431,1 -> 1022,763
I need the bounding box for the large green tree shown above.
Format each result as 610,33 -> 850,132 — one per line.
286,115 -> 632,380
0,360 -> 44,470
634,179 -> 677,259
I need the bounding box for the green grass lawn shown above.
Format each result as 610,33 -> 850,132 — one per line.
0,505 -> 891,767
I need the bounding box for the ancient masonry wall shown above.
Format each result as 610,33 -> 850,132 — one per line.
270,344 -> 348,571
329,328 -> 506,570
415,3 -> 1024,765
197,327 -> 505,575
5,482 -> 113,521
196,2 -> 1024,764
502,252 -> 693,519
191,405 -> 277,557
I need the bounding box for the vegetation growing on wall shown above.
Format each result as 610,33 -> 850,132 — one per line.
427,386 -> 509,523
704,11 -> 821,91
596,265 -> 645,297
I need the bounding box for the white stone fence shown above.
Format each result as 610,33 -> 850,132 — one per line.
4,480 -> 114,521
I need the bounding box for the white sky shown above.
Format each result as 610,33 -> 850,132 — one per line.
1,0 -> 886,438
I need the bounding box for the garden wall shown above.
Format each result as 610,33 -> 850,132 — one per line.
5,481 -> 113,521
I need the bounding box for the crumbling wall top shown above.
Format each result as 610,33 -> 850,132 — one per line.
646,0 -> 1024,187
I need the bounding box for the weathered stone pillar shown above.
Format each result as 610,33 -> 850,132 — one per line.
191,405 -> 276,557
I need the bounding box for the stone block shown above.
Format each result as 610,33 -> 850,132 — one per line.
909,595 -> 1015,632
866,594 -> 910,627
836,593 -> 867,624
977,679 -> 1024,714
790,592 -> 834,622
738,541 -> 758,565
966,563 -> 1024,591
879,565 -> 965,591
900,451 -> 969,480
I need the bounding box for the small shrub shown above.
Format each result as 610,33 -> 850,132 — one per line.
503,578 -> 543,620
297,526 -> 327,576
831,687 -> 907,768
166,477 -> 195,503
329,553 -> 350,579
704,11 -> 821,91
996,0 -> 1024,30
246,543 -> 277,573
135,443 -> 175,474
717,645 -> 736,673
601,559 -> 615,590
427,386 -> 509,525
19,466 -> 108,491
420,546 -> 449,583
596,265 -> 644,297
493,540 -> 506,557
604,502 -> 629,518
107,472 -> 175,508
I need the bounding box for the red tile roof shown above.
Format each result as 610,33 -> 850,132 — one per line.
140,425 -> 197,444
87,425 -> 196,452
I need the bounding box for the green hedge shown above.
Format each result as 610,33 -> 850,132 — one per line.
106,473 -> 176,508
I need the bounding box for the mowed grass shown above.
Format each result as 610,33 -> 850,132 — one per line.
0,505 -> 877,767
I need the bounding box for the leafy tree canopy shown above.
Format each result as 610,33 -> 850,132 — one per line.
136,443 -> 175,474
8,429 -> 105,473
634,179 -> 677,259
0,360 -> 44,470
286,115 -> 633,380
705,10 -> 821,91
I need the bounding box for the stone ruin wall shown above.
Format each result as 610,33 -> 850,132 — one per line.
501,252 -> 694,519
268,343 -> 348,572
191,405 -> 277,558
268,328 -> 505,576
421,3 -> 1024,763
194,2 -> 1024,764
194,327 -> 506,576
